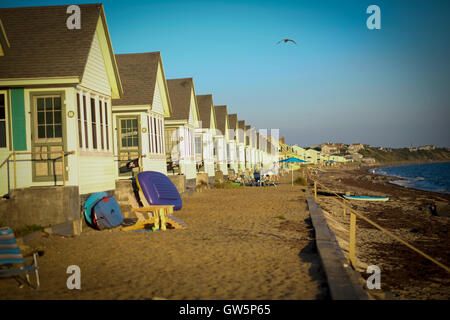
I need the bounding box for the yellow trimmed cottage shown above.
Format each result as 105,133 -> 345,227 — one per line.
165,78 -> 200,190
0,4 -> 123,227
213,105 -> 229,176
112,52 -> 172,178
226,113 -> 239,172
237,120 -> 246,170
196,94 -> 217,181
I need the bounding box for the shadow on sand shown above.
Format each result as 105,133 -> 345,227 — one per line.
298,216 -> 330,300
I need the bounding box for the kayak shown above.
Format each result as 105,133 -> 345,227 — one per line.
343,195 -> 389,202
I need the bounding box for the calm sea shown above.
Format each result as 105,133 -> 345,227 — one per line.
372,162 -> 450,194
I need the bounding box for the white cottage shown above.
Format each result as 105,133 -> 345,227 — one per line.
0,4 -> 123,227
195,94 -> 217,179
213,105 -> 229,176
112,52 -> 172,178
226,113 -> 239,172
237,120 -> 246,170
165,78 -> 200,187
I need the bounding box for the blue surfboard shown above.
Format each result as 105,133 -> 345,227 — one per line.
343,195 -> 389,202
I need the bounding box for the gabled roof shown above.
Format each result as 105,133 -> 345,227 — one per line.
227,113 -> 238,140
245,125 -> 251,146
113,52 -> 172,116
0,4 -> 122,96
167,78 -> 199,122
196,94 -> 216,129
214,105 -> 228,136
227,114 -> 237,130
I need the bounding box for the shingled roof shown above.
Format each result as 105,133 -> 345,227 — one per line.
196,94 -> 216,129
214,105 -> 228,137
113,52 -> 165,107
238,120 -> 245,144
0,4 -> 120,86
167,78 -> 198,122
227,113 -> 238,140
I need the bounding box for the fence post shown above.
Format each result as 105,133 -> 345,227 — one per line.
349,211 -> 357,268
314,180 -> 317,200
61,150 -> 65,186
343,199 -> 347,217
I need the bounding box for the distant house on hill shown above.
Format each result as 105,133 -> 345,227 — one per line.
321,143 -> 341,155
418,145 -> 435,151
361,157 -> 376,164
348,143 -> 364,154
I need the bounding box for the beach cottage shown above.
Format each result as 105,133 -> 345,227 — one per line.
0,4 -> 123,228
244,125 -> 252,169
237,120 -> 246,170
226,113 -> 239,172
112,52 -> 172,178
213,105 -> 229,176
196,94 -> 217,182
165,78 -> 200,190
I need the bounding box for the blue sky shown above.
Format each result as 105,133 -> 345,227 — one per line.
2,0 -> 449,147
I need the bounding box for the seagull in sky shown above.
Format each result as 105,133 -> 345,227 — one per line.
276,39 -> 297,45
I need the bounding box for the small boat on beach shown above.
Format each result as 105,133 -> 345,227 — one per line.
343,195 -> 389,202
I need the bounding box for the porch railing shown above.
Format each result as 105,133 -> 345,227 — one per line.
0,150 -> 76,195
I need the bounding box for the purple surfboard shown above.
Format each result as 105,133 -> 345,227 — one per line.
136,171 -> 182,211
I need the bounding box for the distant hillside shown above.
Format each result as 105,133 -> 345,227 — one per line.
358,147 -> 450,164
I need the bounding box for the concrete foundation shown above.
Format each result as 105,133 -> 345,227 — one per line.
185,178 -> 196,193
214,171 -> 224,184
0,186 -> 80,229
169,175 -> 186,194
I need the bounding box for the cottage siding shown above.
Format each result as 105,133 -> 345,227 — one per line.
80,32 -> 112,97
78,155 -> 115,194
152,82 -> 164,115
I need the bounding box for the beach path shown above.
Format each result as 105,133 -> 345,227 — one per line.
0,182 -> 328,300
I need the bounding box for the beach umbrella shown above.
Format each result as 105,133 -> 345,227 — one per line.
279,158 -> 309,186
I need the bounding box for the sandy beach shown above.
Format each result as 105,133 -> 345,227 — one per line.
0,174 -> 328,300
312,165 -> 450,299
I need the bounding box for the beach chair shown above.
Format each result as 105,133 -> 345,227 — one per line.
122,171 -> 187,231
0,227 -> 42,289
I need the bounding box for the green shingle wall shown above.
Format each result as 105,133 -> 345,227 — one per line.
11,88 -> 27,151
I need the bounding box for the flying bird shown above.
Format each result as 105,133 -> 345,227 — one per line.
277,39 -> 297,45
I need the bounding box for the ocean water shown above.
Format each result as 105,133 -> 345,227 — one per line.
372,162 -> 450,194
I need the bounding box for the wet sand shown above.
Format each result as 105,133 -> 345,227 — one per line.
312,165 -> 450,299
0,175 -> 328,300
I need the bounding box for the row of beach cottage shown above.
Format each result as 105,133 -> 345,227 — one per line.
0,4 -> 279,230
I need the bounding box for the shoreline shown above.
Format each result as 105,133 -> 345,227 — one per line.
360,161 -> 450,196
313,166 -> 450,299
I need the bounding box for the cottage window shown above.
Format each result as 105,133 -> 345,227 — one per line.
153,117 -> 158,154
159,118 -> 164,154
82,95 -> 89,148
99,100 -> 104,150
121,118 -> 138,148
0,93 -> 6,148
104,102 -> 109,150
76,93 -> 83,148
90,98 -> 97,149
36,96 -> 62,141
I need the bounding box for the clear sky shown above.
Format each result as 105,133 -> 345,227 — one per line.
2,0 -> 449,147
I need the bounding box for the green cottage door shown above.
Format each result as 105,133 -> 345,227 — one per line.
31,95 -> 67,182
117,116 -> 141,177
